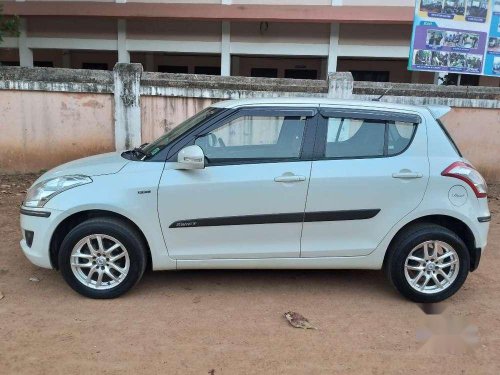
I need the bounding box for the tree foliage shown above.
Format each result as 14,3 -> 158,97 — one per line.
0,4 -> 20,43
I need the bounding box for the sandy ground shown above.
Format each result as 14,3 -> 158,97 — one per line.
0,174 -> 499,375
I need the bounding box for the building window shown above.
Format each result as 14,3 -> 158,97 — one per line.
284,69 -> 318,79
158,65 -> 188,73
251,68 -> 278,78
34,61 -> 54,68
194,66 -> 221,75
81,63 -> 109,70
0,61 -> 19,66
459,74 -> 480,86
440,73 -> 480,86
351,71 -> 390,82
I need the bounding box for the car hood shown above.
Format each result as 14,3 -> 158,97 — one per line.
34,151 -> 130,184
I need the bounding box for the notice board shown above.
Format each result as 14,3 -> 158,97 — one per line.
409,1 -> 500,77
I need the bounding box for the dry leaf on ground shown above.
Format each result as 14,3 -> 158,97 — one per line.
284,311 -> 317,330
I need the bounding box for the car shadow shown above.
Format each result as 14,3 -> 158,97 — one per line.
134,268 -> 401,302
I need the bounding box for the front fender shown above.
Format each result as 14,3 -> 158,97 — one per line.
44,163 -> 176,270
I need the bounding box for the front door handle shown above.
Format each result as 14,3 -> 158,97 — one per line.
392,171 -> 423,179
274,175 -> 306,183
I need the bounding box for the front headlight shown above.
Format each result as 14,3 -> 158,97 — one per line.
24,175 -> 93,208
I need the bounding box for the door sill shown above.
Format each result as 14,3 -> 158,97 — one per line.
176,255 -> 380,270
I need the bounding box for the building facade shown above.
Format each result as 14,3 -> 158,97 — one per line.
1,0 -> 499,86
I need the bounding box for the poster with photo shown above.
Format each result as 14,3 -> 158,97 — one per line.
484,1 -> 500,75
409,0 -> 499,77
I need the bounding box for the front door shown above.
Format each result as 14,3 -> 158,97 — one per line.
300,107 -> 429,257
157,108 -> 316,260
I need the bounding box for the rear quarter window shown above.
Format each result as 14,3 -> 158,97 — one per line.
387,121 -> 417,155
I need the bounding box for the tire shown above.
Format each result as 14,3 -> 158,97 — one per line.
59,217 -> 147,299
385,223 -> 470,303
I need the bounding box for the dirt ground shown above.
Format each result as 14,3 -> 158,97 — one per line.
1,174 -> 500,375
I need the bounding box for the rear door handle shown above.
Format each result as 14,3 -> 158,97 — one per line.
274,175 -> 306,183
392,172 -> 423,179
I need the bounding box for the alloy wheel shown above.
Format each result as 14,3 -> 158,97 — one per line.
70,234 -> 130,290
404,240 -> 460,294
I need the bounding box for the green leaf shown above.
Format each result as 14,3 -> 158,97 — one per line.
0,4 -> 20,43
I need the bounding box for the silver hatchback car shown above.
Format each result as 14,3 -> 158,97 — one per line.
20,98 -> 490,300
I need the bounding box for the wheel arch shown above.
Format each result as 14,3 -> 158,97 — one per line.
49,209 -> 152,270
383,214 -> 477,271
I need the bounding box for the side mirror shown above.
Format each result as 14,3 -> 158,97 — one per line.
177,145 -> 205,170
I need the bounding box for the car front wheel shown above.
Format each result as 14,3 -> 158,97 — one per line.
386,223 -> 470,303
59,217 -> 147,299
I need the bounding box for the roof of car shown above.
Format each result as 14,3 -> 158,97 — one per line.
211,97 -> 450,118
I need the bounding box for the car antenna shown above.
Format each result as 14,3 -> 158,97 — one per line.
372,85 -> 393,101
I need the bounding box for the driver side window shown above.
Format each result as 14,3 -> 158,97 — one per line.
195,114 -> 306,163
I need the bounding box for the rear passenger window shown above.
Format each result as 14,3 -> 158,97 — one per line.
326,118 -> 385,158
324,117 -> 417,159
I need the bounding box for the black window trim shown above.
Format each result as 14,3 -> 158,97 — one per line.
166,106 -> 319,167
314,109 -> 421,161
318,108 -> 422,124
384,120 -> 389,157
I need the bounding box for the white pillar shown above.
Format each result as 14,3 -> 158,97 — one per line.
327,23 -> 340,74
18,18 -> 33,67
328,72 -> 353,99
117,19 -> 130,63
113,63 -> 143,150
221,21 -> 231,76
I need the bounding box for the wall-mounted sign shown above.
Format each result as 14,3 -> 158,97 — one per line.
409,0 -> 500,77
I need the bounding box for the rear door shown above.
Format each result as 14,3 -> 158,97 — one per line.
300,107 -> 429,257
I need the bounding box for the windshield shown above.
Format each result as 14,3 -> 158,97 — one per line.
142,106 -> 221,157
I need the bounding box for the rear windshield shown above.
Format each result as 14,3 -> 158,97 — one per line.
436,119 -> 462,157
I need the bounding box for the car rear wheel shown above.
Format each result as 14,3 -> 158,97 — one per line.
59,217 -> 147,299
385,223 -> 470,303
